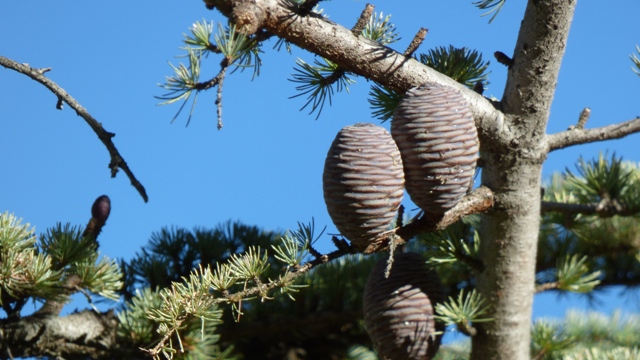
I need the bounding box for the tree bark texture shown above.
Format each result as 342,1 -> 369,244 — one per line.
205,1 -> 577,359
0,310 -> 125,360
473,2 -> 575,359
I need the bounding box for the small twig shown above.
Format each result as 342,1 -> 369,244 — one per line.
534,282 -> 559,293
352,4 -> 374,36
575,107 -> 591,129
456,321 -> 477,337
403,27 -> 428,57
384,240 -> 396,279
473,81 -> 485,95
396,204 -> 405,228
547,116 -> 640,152
0,56 -> 149,202
216,67 -> 227,130
494,51 -> 513,67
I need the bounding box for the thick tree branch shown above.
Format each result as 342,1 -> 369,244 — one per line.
474,2 -> 577,360
204,0 -> 507,145
0,310 -> 130,360
0,56 -> 148,203
546,117 -> 640,152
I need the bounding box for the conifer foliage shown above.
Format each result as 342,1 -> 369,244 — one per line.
3,1 -> 640,359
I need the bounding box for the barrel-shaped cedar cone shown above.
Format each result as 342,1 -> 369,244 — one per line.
391,83 -> 479,219
363,252 -> 445,360
323,123 -> 404,252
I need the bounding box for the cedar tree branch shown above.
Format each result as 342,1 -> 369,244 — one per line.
0,56 -> 149,202
546,117 -> 640,152
145,186 -> 494,355
204,0 -> 507,145
0,310 -> 123,360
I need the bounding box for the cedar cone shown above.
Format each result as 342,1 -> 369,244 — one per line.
363,252 -> 445,360
391,83 -> 478,219
323,123 -> 404,252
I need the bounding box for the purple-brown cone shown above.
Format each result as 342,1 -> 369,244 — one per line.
363,252 -> 445,360
391,83 -> 479,219
91,195 -> 111,225
323,123 -> 404,252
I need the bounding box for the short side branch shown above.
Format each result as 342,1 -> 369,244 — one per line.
0,56 -> 148,202
547,117 -> 640,152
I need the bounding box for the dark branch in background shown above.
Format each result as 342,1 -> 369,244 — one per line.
547,117 -> 640,152
403,27 -> 428,57
0,56 -> 148,203
541,200 -> 637,217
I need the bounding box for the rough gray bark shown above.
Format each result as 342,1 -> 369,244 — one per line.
473,1 -> 577,359
0,310 -> 124,360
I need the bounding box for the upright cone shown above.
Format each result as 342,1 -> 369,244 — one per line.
391,83 -> 478,219
363,252 -> 445,360
323,123 -> 404,252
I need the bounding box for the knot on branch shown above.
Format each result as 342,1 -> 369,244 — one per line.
232,1 -> 266,35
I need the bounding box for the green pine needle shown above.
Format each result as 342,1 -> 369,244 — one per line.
39,223 -> 97,269
419,46 -> 490,89
473,0 -> 507,23
156,47 -> 202,125
531,320 -> 576,358
362,12 -> 400,45
556,255 -> 601,293
289,57 -> 355,119
564,152 -> 633,203
72,255 -> 124,300
368,84 -> 401,122
183,19 -> 217,53
434,289 -> 493,329
214,23 -> 262,77
631,45 -> 640,76
227,246 -> 270,281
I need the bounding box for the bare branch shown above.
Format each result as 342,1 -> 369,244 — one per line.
0,56 -> 148,203
547,117 -> 640,152
534,282 -> 558,293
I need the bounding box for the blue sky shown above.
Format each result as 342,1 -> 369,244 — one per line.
2,0 -> 640,343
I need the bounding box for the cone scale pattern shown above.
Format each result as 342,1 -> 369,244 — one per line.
363,252 -> 445,360
323,123 -> 404,252
391,83 -> 478,218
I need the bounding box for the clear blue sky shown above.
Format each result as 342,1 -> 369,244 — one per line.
2,0 -> 640,343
